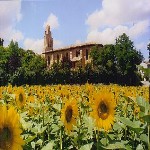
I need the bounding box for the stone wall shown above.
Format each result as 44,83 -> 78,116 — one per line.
44,44 -> 102,68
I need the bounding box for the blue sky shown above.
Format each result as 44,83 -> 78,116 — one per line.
17,0 -> 100,44
0,0 -> 149,59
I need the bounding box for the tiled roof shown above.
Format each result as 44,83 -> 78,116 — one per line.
42,43 -> 103,54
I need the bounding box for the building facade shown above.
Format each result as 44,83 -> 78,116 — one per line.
139,61 -> 150,81
42,25 -> 103,68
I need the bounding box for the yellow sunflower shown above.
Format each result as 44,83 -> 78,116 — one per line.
15,88 -> 26,108
0,88 -> 3,100
134,105 -> 140,116
27,95 -> 35,103
90,91 -> 116,131
0,106 -> 24,150
61,99 -> 79,133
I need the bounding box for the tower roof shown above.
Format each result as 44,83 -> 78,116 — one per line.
45,25 -> 50,34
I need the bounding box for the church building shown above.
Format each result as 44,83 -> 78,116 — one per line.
42,25 -> 103,68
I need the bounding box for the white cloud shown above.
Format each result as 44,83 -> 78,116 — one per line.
128,20 -> 149,38
23,13 -> 61,54
86,0 -> 150,30
86,0 -> 150,59
43,13 -> 59,30
0,1 -> 23,42
86,20 -> 150,45
23,38 -> 43,54
9,29 -> 24,41
23,38 -> 63,54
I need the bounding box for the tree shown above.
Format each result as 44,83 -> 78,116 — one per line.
115,33 -> 143,85
147,42 -> 150,51
0,46 -> 10,85
90,45 -> 102,67
147,42 -> 150,60
90,33 -> 143,85
0,41 -> 24,85
90,44 -> 117,83
19,50 -> 46,85
0,40 -> 48,85
7,41 -> 23,75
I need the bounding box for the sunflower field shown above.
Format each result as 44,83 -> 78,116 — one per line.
0,84 -> 149,150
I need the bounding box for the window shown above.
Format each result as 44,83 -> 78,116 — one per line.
66,52 -> 68,59
57,54 -> 59,62
86,49 -> 88,60
48,56 -> 50,65
76,51 -> 78,57
76,50 -> 80,57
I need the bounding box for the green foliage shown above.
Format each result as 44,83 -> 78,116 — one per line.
0,46 -> 10,85
0,34 -> 145,86
7,41 -> 23,74
0,41 -> 46,86
147,42 -> 150,51
20,50 -> 46,85
90,33 -> 143,85
115,33 -> 143,85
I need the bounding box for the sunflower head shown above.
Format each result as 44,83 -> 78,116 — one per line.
0,127 -> 12,149
61,100 -> 79,133
134,105 -> 140,115
65,105 -> 73,123
15,88 -> 26,108
97,101 -> 109,120
0,106 -> 24,150
0,88 -> 3,100
27,95 -> 35,103
90,91 -> 116,131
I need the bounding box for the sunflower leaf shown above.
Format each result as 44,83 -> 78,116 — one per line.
113,122 -> 122,131
104,142 -> 126,149
25,135 -> 36,144
41,141 -> 54,150
136,144 -> 144,150
31,142 -> 35,149
51,124 -> 60,133
140,134 -> 148,144
118,117 -> 144,134
141,115 -> 150,123
136,96 -> 150,115
79,142 -> 93,150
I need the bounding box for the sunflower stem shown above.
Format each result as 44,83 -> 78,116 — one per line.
42,108 -> 44,126
105,132 -> 108,146
78,101 -> 82,149
124,102 -> 127,140
96,130 -> 100,150
60,127 -> 63,150
47,123 -> 50,141
42,107 -> 45,145
60,99 -> 63,150
148,124 -> 150,149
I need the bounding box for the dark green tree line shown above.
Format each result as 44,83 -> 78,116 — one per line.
0,34 -> 144,86
90,33 -> 143,85
0,40 -> 46,86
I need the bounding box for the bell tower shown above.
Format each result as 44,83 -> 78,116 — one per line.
44,25 -> 53,52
